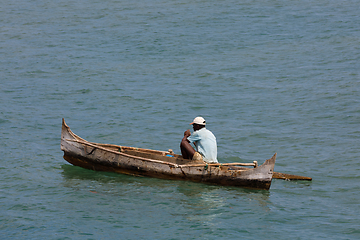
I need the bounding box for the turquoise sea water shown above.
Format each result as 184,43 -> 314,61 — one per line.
1,0 -> 359,239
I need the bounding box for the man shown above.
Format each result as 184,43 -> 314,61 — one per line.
180,116 -> 218,163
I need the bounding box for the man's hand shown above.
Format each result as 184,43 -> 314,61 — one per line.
184,129 -> 191,138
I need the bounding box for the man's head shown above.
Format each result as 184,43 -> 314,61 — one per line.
190,116 -> 206,131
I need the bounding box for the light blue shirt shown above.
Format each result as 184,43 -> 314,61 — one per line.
187,128 -> 218,163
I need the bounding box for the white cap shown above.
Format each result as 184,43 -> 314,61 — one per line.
190,116 -> 206,125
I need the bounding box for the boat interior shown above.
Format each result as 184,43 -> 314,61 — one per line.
94,142 -> 254,170
95,143 -> 203,165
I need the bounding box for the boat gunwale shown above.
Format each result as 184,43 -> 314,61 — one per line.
62,118 -> 175,160
65,138 -> 182,167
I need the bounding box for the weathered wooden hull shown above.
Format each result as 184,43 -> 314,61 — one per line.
61,119 -> 276,190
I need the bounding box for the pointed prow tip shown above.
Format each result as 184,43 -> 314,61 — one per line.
62,118 -> 68,128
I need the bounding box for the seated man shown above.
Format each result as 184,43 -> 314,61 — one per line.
180,116 -> 218,163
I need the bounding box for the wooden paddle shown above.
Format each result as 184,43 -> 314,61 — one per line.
273,172 -> 312,181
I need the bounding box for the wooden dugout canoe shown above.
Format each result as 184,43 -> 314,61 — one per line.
61,119 -> 276,190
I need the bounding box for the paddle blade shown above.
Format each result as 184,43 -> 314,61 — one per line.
273,172 -> 312,181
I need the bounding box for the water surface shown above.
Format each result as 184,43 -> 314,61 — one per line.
1,0 -> 359,239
